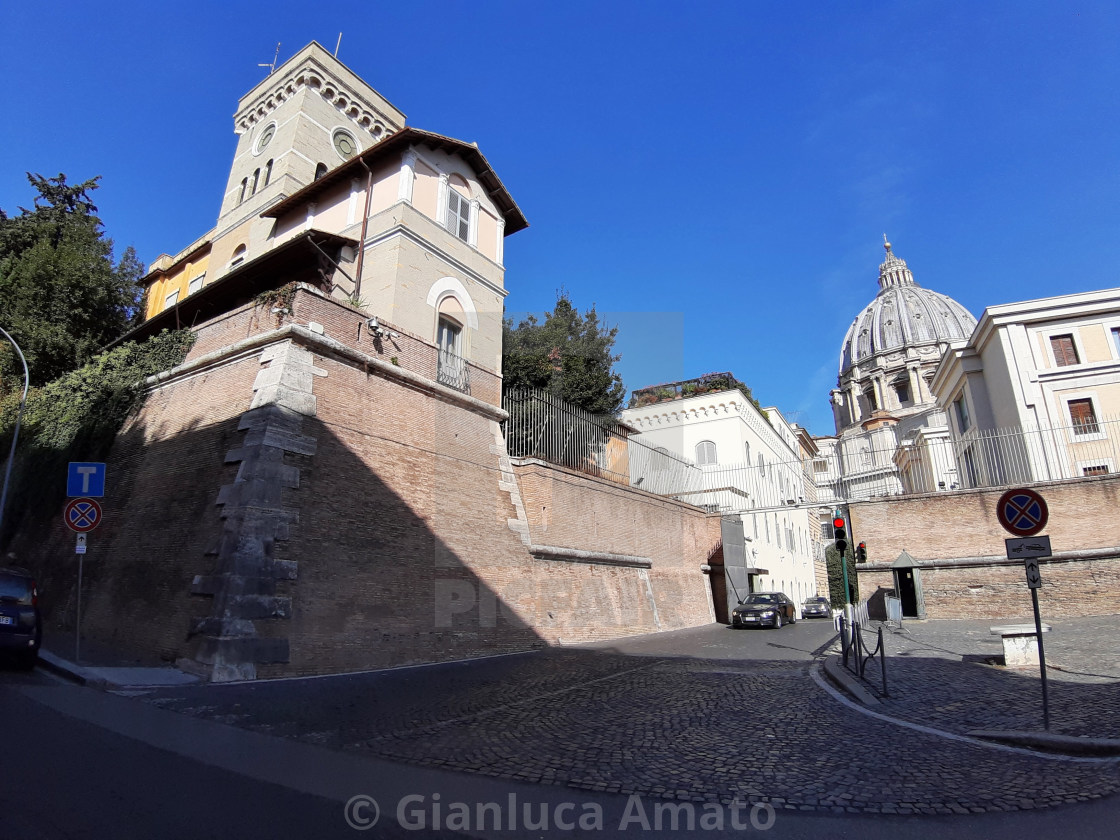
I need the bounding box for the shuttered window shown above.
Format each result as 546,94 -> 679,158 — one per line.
1051,334 -> 1080,367
695,440 -> 717,466
1069,398 -> 1099,435
447,189 -> 470,242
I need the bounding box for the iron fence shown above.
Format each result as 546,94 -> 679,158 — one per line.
502,387 -> 703,494
814,415 -> 1120,502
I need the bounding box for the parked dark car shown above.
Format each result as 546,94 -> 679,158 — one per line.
0,567 -> 41,669
802,596 -> 832,619
731,592 -> 797,629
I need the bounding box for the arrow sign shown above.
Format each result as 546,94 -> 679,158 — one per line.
1006,535 -> 1052,559
1024,558 -> 1043,589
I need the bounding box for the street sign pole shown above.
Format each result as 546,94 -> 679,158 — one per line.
75,554 -> 83,665
1031,586 -> 1050,730
999,487 -> 1052,732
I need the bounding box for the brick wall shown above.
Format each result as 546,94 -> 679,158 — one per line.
513,458 -> 720,632
851,476 -> 1120,619
850,477 -> 1120,564
8,297 -> 719,677
7,358 -> 256,662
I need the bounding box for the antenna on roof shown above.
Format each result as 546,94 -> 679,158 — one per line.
335,33 -> 342,57
258,42 -> 281,75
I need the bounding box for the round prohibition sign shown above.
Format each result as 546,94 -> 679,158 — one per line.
64,497 -> 103,533
996,488 -> 1049,537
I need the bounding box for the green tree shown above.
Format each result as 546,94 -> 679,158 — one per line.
825,545 -> 859,608
0,173 -> 144,392
502,293 -> 625,415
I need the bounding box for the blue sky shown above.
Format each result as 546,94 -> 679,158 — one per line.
3,1 -> 1119,435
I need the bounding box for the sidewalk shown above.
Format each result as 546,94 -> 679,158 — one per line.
830,614 -> 1120,740
38,634 -> 199,689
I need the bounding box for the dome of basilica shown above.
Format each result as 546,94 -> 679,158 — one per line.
839,241 -> 977,375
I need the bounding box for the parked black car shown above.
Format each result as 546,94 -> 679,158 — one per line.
802,596 -> 832,619
0,567 -> 41,669
731,592 -> 797,629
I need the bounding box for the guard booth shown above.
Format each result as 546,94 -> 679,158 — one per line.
720,516 -> 768,621
891,550 -> 926,619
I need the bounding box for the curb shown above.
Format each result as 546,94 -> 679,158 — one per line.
37,650 -> 105,687
968,729 -> 1120,757
821,654 -> 881,706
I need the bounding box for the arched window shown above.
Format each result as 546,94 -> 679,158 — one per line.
238,178 -> 248,204
229,244 -> 247,270
314,162 -> 328,180
250,168 -> 260,196
757,453 -> 766,477
744,441 -> 751,463
263,159 -> 273,187
695,440 -> 717,466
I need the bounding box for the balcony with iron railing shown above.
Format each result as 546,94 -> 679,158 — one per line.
436,347 -> 471,394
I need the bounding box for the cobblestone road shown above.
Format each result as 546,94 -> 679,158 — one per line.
847,615 -> 1120,737
141,621 -> 1120,815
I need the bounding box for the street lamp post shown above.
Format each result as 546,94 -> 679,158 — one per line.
0,326 -> 30,549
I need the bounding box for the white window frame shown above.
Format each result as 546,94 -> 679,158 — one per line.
1044,328 -> 1086,369
1065,392 -> 1105,440
1105,320 -> 1120,359
164,289 -> 179,308
953,391 -> 971,434
695,440 -> 717,466
188,272 -> 205,295
1077,458 -> 1114,476
446,187 -> 471,242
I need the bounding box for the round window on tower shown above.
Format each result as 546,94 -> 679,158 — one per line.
333,129 -> 358,160
255,123 -> 276,154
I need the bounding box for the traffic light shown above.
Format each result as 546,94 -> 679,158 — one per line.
833,515 -> 848,556
856,542 -> 867,563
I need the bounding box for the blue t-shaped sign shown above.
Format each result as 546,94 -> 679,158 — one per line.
67,462 -> 106,498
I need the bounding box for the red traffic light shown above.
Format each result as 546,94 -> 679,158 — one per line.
833,516 -> 846,529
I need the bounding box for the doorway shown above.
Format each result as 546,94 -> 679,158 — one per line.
896,568 -> 919,617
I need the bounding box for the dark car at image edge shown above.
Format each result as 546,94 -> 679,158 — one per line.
0,566 -> 42,669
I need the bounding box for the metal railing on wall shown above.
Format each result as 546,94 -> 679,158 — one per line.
815,414 -> 1120,503
502,387 -> 703,494
436,348 -> 471,394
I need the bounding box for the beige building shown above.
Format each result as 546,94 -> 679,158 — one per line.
139,41 -> 526,400
933,287 -> 1120,484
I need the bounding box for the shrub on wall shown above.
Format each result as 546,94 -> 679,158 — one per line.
0,329 -> 195,543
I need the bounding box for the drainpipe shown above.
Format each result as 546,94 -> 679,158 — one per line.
353,157 -> 374,304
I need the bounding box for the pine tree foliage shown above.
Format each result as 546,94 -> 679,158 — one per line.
0,173 -> 144,392
502,294 -> 626,415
